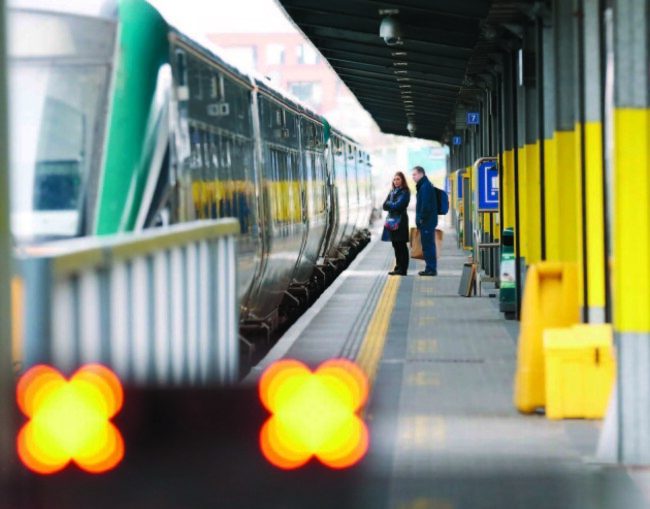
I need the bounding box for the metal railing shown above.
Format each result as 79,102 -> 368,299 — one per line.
16,219 -> 240,386
0,0 -> 15,480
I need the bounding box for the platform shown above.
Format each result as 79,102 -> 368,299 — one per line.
247,224 -> 650,509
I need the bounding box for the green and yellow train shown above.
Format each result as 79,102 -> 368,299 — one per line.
8,0 -> 373,327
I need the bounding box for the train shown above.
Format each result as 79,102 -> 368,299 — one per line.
8,0 -> 374,332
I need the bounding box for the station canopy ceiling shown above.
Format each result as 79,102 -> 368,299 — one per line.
275,0 -> 532,142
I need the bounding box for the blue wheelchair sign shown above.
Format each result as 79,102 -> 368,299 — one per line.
467,112 -> 480,125
477,161 -> 498,211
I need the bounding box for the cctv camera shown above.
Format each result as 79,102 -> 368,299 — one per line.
407,121 -> 416,135
380,15 -> 404,46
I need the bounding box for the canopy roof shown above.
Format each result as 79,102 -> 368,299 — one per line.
275,0 -> 532,141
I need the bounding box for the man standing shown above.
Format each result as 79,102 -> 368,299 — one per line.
412,166 -> 438,276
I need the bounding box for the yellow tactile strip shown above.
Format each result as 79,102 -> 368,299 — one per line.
355,275 -> 401,394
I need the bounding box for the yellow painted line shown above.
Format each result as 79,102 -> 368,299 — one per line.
406,371 -> 440,386
398,499 -> 454,509
408,339 -> 438,355
399,415 -> 446,448
355,275 -> 401,398
418,316 -> 436,326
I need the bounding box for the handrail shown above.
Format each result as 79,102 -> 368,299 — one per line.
18,219 -> 240,278
0,0 -> 15,478
16,219 -> 240,386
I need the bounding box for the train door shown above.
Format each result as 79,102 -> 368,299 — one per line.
330,135 -> 349,255
320,135 -> 338,259
293,116 -> 311,282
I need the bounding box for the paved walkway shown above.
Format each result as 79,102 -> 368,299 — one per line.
251,223 -> 649,509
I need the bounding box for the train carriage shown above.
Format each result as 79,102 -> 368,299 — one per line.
7,0 -> 373,330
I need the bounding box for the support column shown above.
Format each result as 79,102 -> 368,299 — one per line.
511,48 -> 523,320
524,26 -> 542,266
541,15 -> 559,260
553,0 -> 580,268
496,71 -> 505,240
516,46 -> 528,270
501,54 -> 516,232
613,0 -> 650,465
579,0 -> 607,323
0,0 -> 15,481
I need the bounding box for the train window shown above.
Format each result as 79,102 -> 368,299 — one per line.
189,61 -> 203,101
9,11 -> 115,239
210,73 -> 219,100
175,49 -> 187,87
10,63 -> 109,238
189,126 -> 202,169
210,73 -> 226,101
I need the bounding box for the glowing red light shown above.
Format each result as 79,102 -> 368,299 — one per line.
16,364 -> 124,474
259,359 -> 369,469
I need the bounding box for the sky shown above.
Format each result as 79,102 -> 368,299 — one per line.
149,0 -> 296,35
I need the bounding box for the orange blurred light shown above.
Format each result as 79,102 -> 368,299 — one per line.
16,364 -> 124,474
259,359 -> 369,469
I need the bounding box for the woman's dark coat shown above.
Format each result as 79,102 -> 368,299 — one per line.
382,187 -> 410,242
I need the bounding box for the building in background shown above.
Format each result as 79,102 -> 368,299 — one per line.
208,33 -> 343,114
208,31 -> 448,204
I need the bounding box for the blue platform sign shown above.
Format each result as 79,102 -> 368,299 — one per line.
478,161 -> 498,212
453,136 -> 462,145
456,171 -> 463,200
467,112 -> 480,125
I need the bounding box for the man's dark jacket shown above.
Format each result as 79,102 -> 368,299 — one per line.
415,175 -> 438,230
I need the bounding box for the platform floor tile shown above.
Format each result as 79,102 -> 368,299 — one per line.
361,228 -> 648,509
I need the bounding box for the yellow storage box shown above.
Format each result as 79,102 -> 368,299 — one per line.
543,324 -> 616,419
514,262 -> 579,413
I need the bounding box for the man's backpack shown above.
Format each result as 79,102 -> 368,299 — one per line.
434,187 -> 449,215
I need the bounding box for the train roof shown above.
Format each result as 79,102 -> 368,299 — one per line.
168,27 -> 331,129
7,0 -> 118,19
8,0 -> 364,150
154,7 -> 361,143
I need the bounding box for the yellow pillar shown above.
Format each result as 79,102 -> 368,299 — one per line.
583,122 -> 607,321
502,149 -> 516,230
554,130 -> 580,264
614,109 -> 650,332
518,145 -> 529,261
544,137 -> 560,261
526,142 -> 542,264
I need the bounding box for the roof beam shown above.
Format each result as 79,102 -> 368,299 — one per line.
319,49 -> 467,77
335,0 -> 487,20
284,7 -> 478,48
329,62 -> 461,87
302,26 -> 475,57
338,73 -> 459,96
309,35 -> 470,69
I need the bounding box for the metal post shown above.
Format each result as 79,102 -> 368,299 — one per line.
580,0 -> 608,324
613,0 -> 650,465
536,15 -> 548,261
576,0 -> 590,323
496,72 -> 505,240
553,0 -> 579,264
542,10 -> 558,260
600,1 -> 613,324
0,0 -> 14,481
511,50 -> 523,321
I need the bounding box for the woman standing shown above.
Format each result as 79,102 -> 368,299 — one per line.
382,172 -> 411,275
